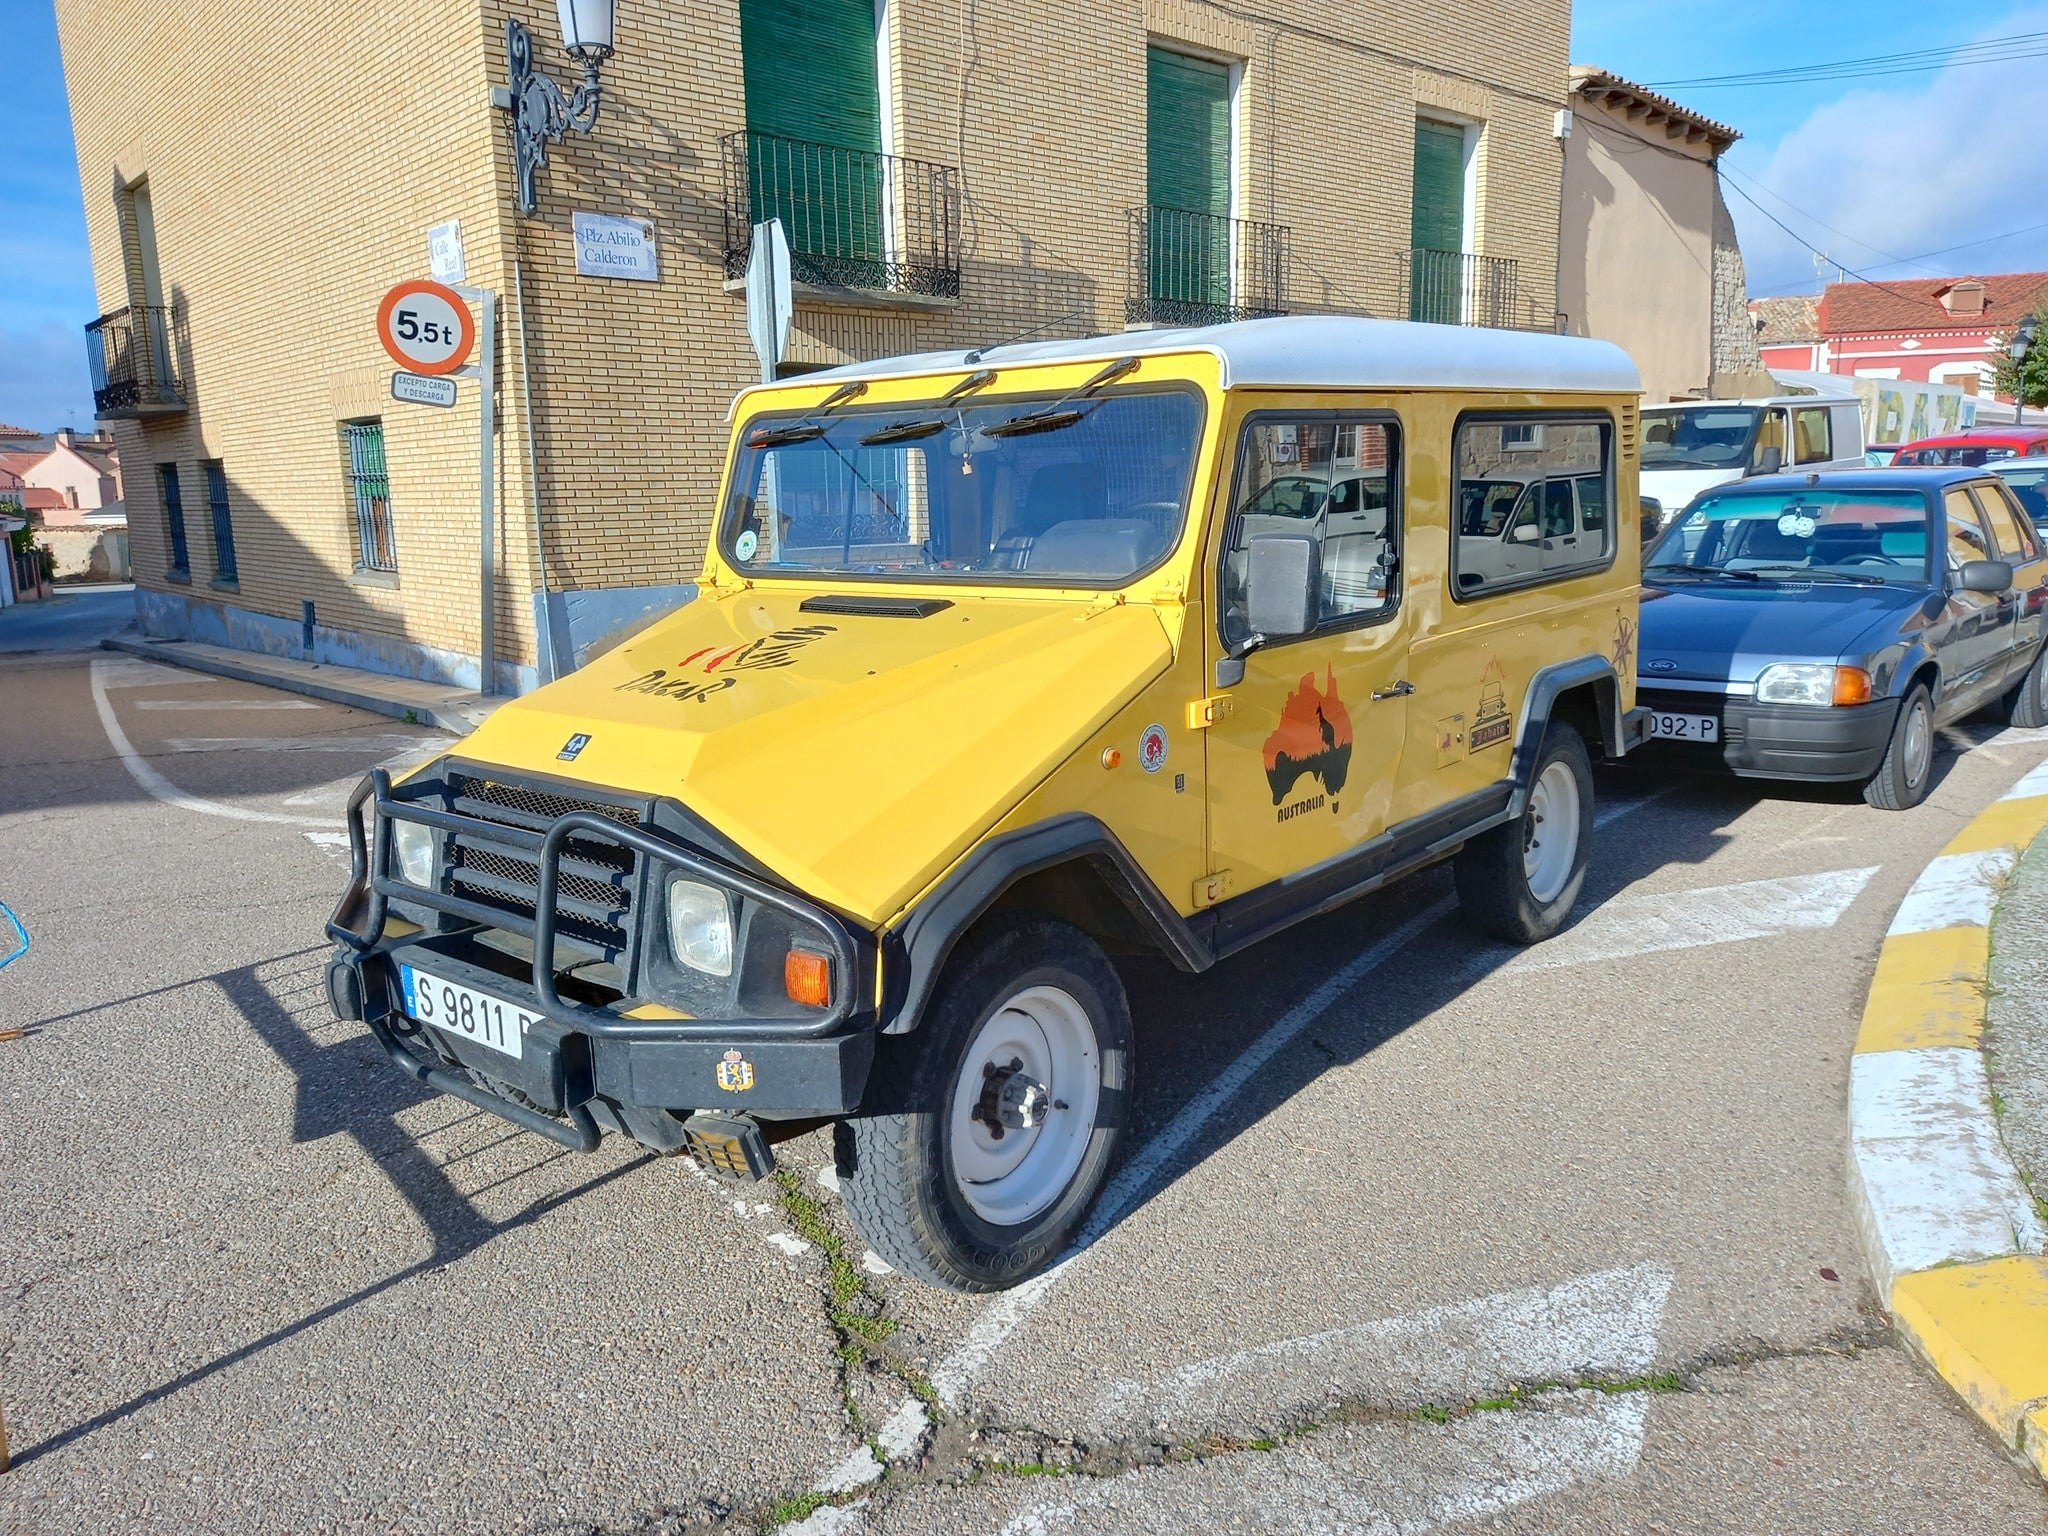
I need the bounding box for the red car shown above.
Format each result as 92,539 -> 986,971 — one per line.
1891,426 -> 2048,466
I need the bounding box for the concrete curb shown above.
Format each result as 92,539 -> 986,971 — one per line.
1849,758 -> 2048,1477
99,633 -> 498,735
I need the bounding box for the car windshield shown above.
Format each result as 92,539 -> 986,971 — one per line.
721,387 -> 1204,584
1640,406 -> 1762,470
1646,488 -> 1931,585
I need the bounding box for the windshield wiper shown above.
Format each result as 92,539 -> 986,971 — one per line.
980,356 -> 1139,438
1644,562 -> 1761,581
858,417 -> 949,446
746,379 -> 869,448
1746,565 -> 1888,586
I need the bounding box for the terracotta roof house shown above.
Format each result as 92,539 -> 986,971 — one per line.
1754,272 -> 2048,406
1749,294 -> 1819,350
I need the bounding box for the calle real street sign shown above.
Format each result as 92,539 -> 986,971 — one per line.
391,371 -> 458,408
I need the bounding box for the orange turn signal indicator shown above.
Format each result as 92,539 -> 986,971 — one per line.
785,948 -> 833,1008
1833,666 -> 1873,707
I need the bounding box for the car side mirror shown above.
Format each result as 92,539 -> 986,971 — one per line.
1507,523 -> 1541,545
1639,497 -> 1665,548
1749,445 -> 1784,477
1957,559 -> 2014,594
1246,534 -> 1320,641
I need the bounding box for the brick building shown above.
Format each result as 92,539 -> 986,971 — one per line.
58,0 -> 1575,693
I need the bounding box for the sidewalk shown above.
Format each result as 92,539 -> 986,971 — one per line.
1848,761 -> 2048,1478
99,632 -> 504,734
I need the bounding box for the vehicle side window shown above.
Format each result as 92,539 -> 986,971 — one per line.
1452,415 -> 1613,597
1944,488 -> 1994,569
1793,407 -> 1832,464
1975,483 -> 2041,559
1221,416 -> 1399,646
1754,409 -> 1788,468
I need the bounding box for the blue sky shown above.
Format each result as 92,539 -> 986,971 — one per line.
4,2 -> 2047,431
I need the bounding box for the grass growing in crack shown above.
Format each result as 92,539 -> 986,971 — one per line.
1406,1369 -> 1687,1426
760,1491 -> 832,1529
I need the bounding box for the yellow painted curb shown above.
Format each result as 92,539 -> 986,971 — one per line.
1892,1257 -> 2048,1449
1942,793 -> 2048,857
2026,1404 -> 2048,1480
1856,925 -> 1990,1053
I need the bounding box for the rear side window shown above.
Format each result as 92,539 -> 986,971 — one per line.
1221,416 -> 1400,647
1452,415 -> 1614,597
1974,483 -> 2040,559
1943,489 -> 1994,567
1793,407 -> 1832,464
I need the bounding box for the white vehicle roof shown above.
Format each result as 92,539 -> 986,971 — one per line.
782,314 -> 1641,398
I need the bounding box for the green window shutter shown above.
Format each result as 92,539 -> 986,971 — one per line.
1146,48 -> 1232,312
1410,119 -> 1467,322
738,0 -> 883,277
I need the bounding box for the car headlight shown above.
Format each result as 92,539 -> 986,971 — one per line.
391,819 -> 435,887
667,879 -> 734,977
1755,663 -> 1873,707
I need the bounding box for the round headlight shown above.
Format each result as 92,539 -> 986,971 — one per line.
392,819 -> 435,887
667,879 -> 734,977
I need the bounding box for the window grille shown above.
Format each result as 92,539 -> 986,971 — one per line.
159,463 -> 189,577
202,460 -> 237,583
343,421 -> 397,573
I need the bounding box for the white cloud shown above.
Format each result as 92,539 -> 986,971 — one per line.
1732,5 -> 2048,295
0,320 -> 96,432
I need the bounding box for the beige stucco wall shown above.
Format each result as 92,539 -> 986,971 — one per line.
1559,100 -> 1715,402
59,0 -> 1571,688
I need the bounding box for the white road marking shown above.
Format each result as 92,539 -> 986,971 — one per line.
1848,1046 -> 2048,1297
1506,866 -> 1878,973
1088,1263 -> 1672,1440
1886,847 -> 2015,935
861,1250 -> 894,1276
816,1163 -> 841,1193
89,660 -> 332,828
165,734 -> 438,754
91,656 -> 226,688
2006,757 -> 2048,800
765,1231 -> 812,1257
782,1506 -> 866,1536
136,697 -> 321,711
875,1399 -> 929,1460
303,831 -> 351,861
1001,1390 -> 1652,1536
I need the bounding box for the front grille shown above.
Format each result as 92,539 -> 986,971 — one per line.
441,772 -> 644,954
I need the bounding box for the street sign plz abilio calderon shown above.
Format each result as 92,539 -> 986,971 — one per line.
378,277 -> 475,407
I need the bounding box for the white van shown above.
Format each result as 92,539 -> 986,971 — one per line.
1640,393 -> 1866,519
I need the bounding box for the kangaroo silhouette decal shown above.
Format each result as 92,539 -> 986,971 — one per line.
1263,668 -> 1354,804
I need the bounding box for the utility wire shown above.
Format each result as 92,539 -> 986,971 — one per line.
1718,171 -> 1943,306
1649,29 -> 2048,90
1718,163 -> 1943,276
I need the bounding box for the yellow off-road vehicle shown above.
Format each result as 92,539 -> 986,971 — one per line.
327,317 -> 1645,1291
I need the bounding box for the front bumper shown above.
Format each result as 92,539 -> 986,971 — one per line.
326,767 -> 878,1152
1638,688 -> 1900,783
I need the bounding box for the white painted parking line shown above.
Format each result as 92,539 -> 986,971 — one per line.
1087,1263 -> 1672,1440
91,656 -> 228,688
1507,866 -> 1878,973
136,697 -> 322,711
1886,847 -> 2015,935
303,831 -> 351,861
165,734 -> 440,754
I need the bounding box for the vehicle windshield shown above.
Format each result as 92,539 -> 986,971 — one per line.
1646,488 -> 1931,585
721,386 -> 1204,584
1997,464 -> 2048,527
1641,406 -> 1762,470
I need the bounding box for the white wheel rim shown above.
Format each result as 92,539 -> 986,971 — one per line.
1522,760 -> 1582,906
1902,698 -> 1932,787
947,984 -> 1102,1226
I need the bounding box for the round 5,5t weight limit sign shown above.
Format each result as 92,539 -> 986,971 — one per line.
376,279 -> 475,375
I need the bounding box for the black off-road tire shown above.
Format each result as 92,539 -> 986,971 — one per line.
1864,684 -> 1936,810
837,915 -> 1133,1293
2006,645 -> 2048,729
1454,723 -> 1595,944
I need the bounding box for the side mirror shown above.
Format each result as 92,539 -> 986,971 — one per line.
1957,559 -> 2014,594
1749,445 -> 1784,477
1507,522 -> 1541,545
1639,497 -> 1665,548
1246,535 -> 1320,641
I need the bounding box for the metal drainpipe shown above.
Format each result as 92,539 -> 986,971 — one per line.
513,256 -> 559,683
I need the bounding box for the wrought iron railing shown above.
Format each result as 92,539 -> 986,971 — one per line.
1401,249 -> 1554,331
721,130 -> 961,298
1126,206 -> 1288,326
85,304 -> 186,417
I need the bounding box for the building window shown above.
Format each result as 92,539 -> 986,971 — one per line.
1221,416 -> 1401,648
158,462 -> 189,578
201,460 -> 237,584
342,420 -> 397,573
1452,415 -> 1614,597
1410,117 -> 1474,324
1146,47 -> 1234,315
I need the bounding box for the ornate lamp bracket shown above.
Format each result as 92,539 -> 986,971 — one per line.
508,17 -> 607,216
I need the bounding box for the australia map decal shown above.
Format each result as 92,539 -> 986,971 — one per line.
1264,668 -> 1354,806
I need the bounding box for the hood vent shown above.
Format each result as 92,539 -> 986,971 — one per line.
799,594 -> 956,618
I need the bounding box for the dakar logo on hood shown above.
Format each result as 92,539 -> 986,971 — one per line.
1263,668 -> 1353,806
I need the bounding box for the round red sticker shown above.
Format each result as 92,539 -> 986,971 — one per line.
1138,723 -> 1168,773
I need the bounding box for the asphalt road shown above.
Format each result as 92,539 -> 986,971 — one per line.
2,645 -> 2046,1535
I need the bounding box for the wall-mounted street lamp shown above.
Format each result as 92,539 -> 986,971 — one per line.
507,1 -> 618,216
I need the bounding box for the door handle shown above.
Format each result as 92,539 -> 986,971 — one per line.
1372,680 -> 1415,701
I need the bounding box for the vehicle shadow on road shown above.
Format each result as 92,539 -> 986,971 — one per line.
6,951 -> 656,1471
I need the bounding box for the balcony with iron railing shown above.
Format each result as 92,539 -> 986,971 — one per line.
1126,205 -> 1288,327
721,130 -> 961,300
1400,249 -> 1558,332
84,304 -> 186,419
